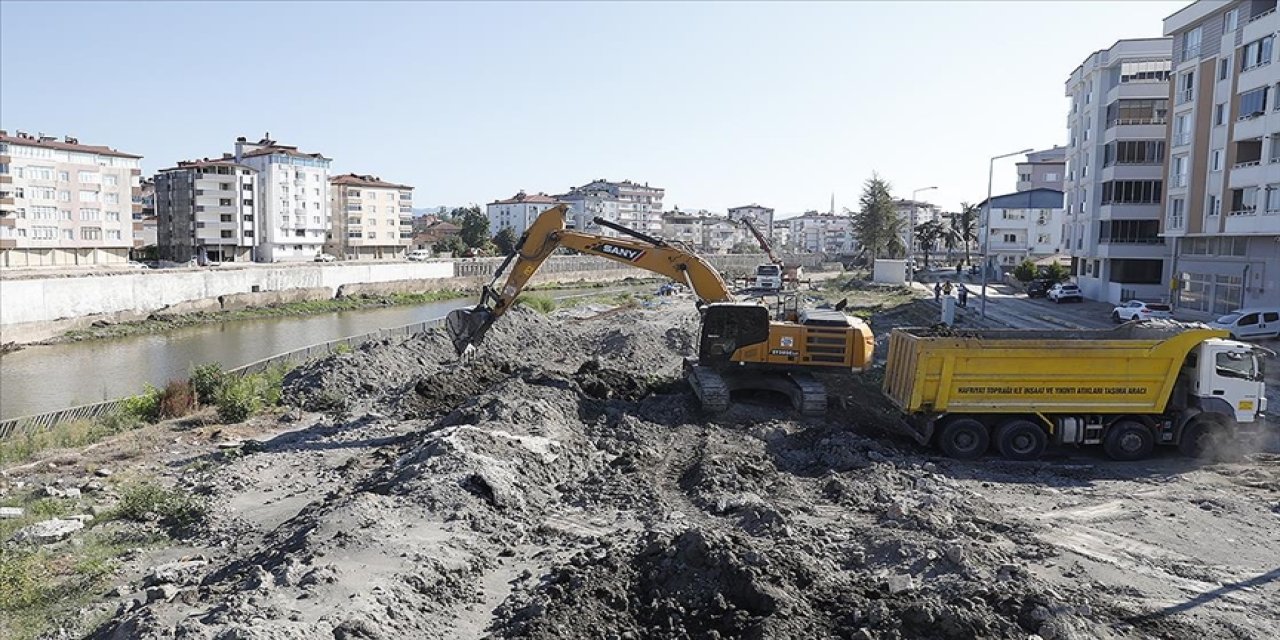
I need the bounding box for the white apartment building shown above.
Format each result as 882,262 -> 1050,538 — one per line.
786,211 -> 855,254
771,221 -> 793,251
485,191 -> 561,237
328,174 -> 413,260
557,179 -> 664,236
976,189 -> 1066,269
893,198 -> 942,261
1164,0 -> 1280,317
727,204 -> 775,239
0,130 -> 142,268
154,158 -> 257,264
1015,146 -> 1068,192
660,210 -> 746,253
232,135 -> 331,262
1064,38 -> 1174,303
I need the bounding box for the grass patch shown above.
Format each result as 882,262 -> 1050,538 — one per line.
105,481 -> 207,536
0,413 -> 144,467
516,293 -> 558,314
59,290 -> 471,343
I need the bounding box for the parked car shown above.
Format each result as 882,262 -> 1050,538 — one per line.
314,253 -> 337,262
1112,300 -> 1173,323
1047,282 -> 1083,303
406,249 -> 432,262
1025,279 -> 1053,298
1209,308 -> 1280,340
126,261 -> 150,269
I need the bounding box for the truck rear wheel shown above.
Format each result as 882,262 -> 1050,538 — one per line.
995,419 -> 1047,461
1104,420 -> 1154,461
938,418 -> 989,460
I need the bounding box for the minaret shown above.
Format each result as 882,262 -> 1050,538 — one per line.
829,193 -> 835,215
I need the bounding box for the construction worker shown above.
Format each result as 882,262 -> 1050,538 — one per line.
934,281 -> 942,301
942,280 -> 954,296
957,284 -> 969,308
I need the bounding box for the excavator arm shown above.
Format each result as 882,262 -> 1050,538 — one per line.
740,217 -> 782,267
447,205 -> 733,354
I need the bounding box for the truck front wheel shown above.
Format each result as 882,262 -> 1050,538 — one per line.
1179,417 -> 1237,460
995,419 -> 1047,461
1104,420 -> 1154,461
938,418 -> 989,460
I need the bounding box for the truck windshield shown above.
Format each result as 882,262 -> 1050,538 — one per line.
757,266 -> 780,275
1215,352 -> 1256,380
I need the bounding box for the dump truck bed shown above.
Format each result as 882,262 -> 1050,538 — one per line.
882,324 -> 1228,416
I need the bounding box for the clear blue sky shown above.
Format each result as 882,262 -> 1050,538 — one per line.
0,0 -> 1186,215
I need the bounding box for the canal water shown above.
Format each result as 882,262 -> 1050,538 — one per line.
0,286 -> 633,419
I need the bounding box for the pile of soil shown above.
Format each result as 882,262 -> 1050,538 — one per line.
87,302 -> 1275,639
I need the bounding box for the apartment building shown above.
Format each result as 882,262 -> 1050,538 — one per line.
727,204 -> 775,239
328,174 -> 413,260
0,130 -> 142,268
557,179 -> 664,236
660,210 -> 746,253
1064,38 -> 1174,304
893,198 -> 942,261
787,211 -> 855,254
771,221 -> 793,251
232,135 -> 331,262
1015,146 -> 1067,192
133,177 -> 156,257
485,191 -> 561,237
976,189 -> 1066,269
1164,0 -> 1280,317
154,158 -> 258,264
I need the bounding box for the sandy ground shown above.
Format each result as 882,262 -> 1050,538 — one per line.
6,295 -> 1278,639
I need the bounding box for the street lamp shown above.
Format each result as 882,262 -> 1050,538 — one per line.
908,186 -> 937,282
979,148 -> 1034,319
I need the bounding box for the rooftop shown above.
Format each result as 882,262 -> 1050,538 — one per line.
975,188 -> 1065,210
159,156 -> 253,172
330,173 -> 413,190
729,203 -> 774,211
489,191 -> 560,205
0,129 -> 142,159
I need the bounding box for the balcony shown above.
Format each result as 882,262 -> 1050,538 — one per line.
1176,88 -> 1193,105
1171,131 -> 1192,147
1225,208 -> 1279,234
1179,44 -> 1201,63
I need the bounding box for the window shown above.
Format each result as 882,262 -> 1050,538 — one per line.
312,216 -> 320,224
1019,172 -> 1032,182
1002,233 -> 1017,243
80,190 -> 99,202
1036,233 -> 1051,244
1099,219 -> 1163,244
30,226 -> 58,240
59,209 -> 71,220
1242,35 -> 1274,70
1172,155 -> 1188,187
1208,194 -> 1221,217
243,199 -> 253,206
220,214 -> 233,222
1183,26 -> 1202,62
62,229 -> 73,240
1267,186 -> 1280,213
1180,272 -> 1211,311
30,206 -> 56,220
1240,86 -> 1268,117
1214,275 -> 1243,315
1212,149 -> 1223,170
311,201 -> 319,209
106,211 -> 120,222
1119,60 -> 1172,83
1168,198 -> 1185,229
1103,140 -> 1166,166
219,183 -> 231,191
1219,57 -> 1231,81
1109,259 -> 1163,284
1173,114 -> 1191,145
1101,180 -> 1163,204
58,171 -> 69,182
106,229 -> 121,240
80,227 -> 102,240
221,230 -> 234,239
1044,172 -> 1058,181
57,190 -> 70,202
79,208 -> 101,221
78,171 -> 99,183
104,193 -> 119,205
104,175 -> 118,187
1225,7 -> 1239,33
369,231 -> 378,240
1215,103 -> 1226,125
219,198 -> 233,206
1178,71 -> 1194,103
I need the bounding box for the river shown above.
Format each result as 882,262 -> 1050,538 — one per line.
0,286 -> 634,419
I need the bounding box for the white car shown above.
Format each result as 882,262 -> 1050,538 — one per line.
314,253 -> 337,263
1112,300 -> 1172,323
1046,283 -> 1083,303
406,249 -> 432,262
1209,308 -> 1280,341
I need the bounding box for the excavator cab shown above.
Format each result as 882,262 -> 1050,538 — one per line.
699,304 -> 771,365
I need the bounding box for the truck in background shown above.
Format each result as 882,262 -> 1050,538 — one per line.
882,324 -> 1269,461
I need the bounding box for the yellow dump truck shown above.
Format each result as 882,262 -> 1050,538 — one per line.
882,325 -> 1270,461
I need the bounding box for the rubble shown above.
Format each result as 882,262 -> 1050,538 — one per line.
12,517 -> 85,543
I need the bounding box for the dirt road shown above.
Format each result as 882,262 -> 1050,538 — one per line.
16,297 -> 1275,639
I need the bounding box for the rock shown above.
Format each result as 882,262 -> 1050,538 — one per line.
216,440 -> 244,449
81,479 -> 106,493
12,518 -> 84,543
146,584 -> 180,603
144,559 -> 210,587
67,513 -> 95,523
886,502 -> 910,519
0,506 -> 23,519
945,544 -> 966,564
107,584 -> 129,597
43,485 -> 66,498
95,468 -> 114,477
922,461 -> 938,473
62,487 -> 82,498
886,574 -> 915,594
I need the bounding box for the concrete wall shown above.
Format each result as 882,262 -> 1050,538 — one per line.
0,261 -> 454,327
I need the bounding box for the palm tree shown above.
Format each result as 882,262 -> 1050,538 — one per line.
914,220 -> 944,271
951,202 -> 979,266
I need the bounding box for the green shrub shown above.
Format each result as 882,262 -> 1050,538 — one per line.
333,343 -> 353,355
214,376 -> 262,424
119,385 -> 161,422
190,362 -> 226,404
516,293 -> 557,314
108,482 -> 206,535
1012,259 -> 1038,283
157,379 -> 196,419
1044,261 -> 1071,283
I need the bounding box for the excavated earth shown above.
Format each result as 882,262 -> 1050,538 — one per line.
90,301 -> 1280,640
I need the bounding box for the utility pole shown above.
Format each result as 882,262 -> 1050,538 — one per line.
909,186 -> 937,283
980,148 -> 1034,318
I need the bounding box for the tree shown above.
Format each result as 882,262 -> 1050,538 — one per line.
914,220 -> 944,271
951,202 -> 979,266
494,226 -> 518,255
850,174 -> 903,266
432,235 -> 467,256
1045,261 -> 1071,283
1013,259 -> 1038,283
730,241 -> 763,254
456,206 -> 489,249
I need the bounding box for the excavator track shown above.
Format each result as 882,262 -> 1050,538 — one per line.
684,359 -> 827,416
685,359 -> 731,413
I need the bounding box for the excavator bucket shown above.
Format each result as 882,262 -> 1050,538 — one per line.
446,305 -> 495,355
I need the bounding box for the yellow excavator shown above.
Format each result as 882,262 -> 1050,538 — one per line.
446,205 -> 873,415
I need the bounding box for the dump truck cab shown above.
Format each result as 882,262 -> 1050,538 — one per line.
754,264 -> 783,290
1184,338 -> 1268,424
